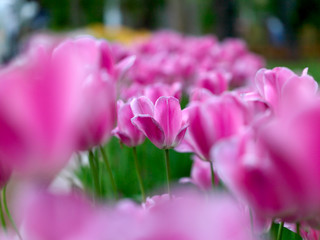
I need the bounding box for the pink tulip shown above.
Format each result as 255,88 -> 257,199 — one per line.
131,96 -> 188,149
214,100 -> 320,223
176,94 -> 248,160
112,100 -> 145,147
231,53 -> 265,87
189,88 -> 214,102
0,41 -> 81,178
255,67 -> 318,115
53,37 -> 117,150
143,82 -> 182,104
180,155 -> 213,190
193,70 -> 230,95
14,187 -> 99,240
138,191 -> 255,240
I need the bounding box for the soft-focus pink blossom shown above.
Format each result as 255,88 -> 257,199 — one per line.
112,100 -> 145,147
189,88 -> 214,102
193,70 -> 230,95
142,194 -> 171,211
214,101 -> 320,223
131,96 -> 188,149
137,192 -> 255,240
143,82 -> 182,104
176,94 -> 248,160
54,37 -> 117,150
180,155 -> 213,190
255,67 -> 318,115
0,42 -> 81,178
14,188 -> 97,240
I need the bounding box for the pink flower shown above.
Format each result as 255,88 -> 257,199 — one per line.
53,37 -> 117,150
143,82 -> 182,104
194,70 -> 230,95
142,194 -> 171,211
214,101 -> 320,223
0,41 -> 81,178
232,53 -> 265,87
180,155 -> 214,190
255,67 -> 318,115
13,187 -> 101,240
131,96 -> 188,149
112,100 -> 145,147
176,94 -> 248,160
138,192 -> 254,240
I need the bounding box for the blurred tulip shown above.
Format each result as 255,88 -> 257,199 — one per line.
194,70 -> 231,95
255,67 -> 318,115
180,155 -> 213,191
53,37 -> 117,150
131,96 -> 188,149
176,94 -> 248,160
14,187 -> 98,240
0,41 -> 81,178
143,82 -> 182,104
112,100 -> 145,147
214,101 -> 320,223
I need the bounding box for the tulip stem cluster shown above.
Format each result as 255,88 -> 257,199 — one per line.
100,146 -> 118,199
277,221 -> 284,240
164,149 -> 171,197
295,223 -> 300,240
209,161 -> 215,188
89,150 -> 101,199
133,147 -> 146,202
2,186 -> 22,240
0,193 -> 6,231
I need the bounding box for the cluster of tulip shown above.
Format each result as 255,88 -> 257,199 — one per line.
0,30 -> 318,240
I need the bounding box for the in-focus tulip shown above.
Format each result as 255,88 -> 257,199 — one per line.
131,96 -> 188,149
112,100 -> 145,147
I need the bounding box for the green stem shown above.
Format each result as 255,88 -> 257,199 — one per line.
133,147 -> 146,202
296,222 -> 300,240
164,149 -> 171,197
99,145 -> 118,199
88,149 -> 100,199
0,192 -> 6,231
3,186 -> 22,240
277,221 -> 284,240
210,160 -> 215,188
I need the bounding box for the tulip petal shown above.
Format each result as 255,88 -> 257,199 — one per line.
154,96 -> 182,147
131,116 -> 165,149
112,128 -> 134,147
130,96 -> 154,116
173,123 -> 189,148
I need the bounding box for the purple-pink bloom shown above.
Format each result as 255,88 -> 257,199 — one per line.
176,94 -> 248,160
112,100 -> 145,147
0,41 -> 81,178
131,96 -> 188,149
54,37 -> 117,150
194,70 -> 230,95
214,100 -> 320,223
255,67 -> 318,115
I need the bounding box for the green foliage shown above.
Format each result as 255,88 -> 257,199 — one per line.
75,137 -> 192,202
268,223 -> 302,240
